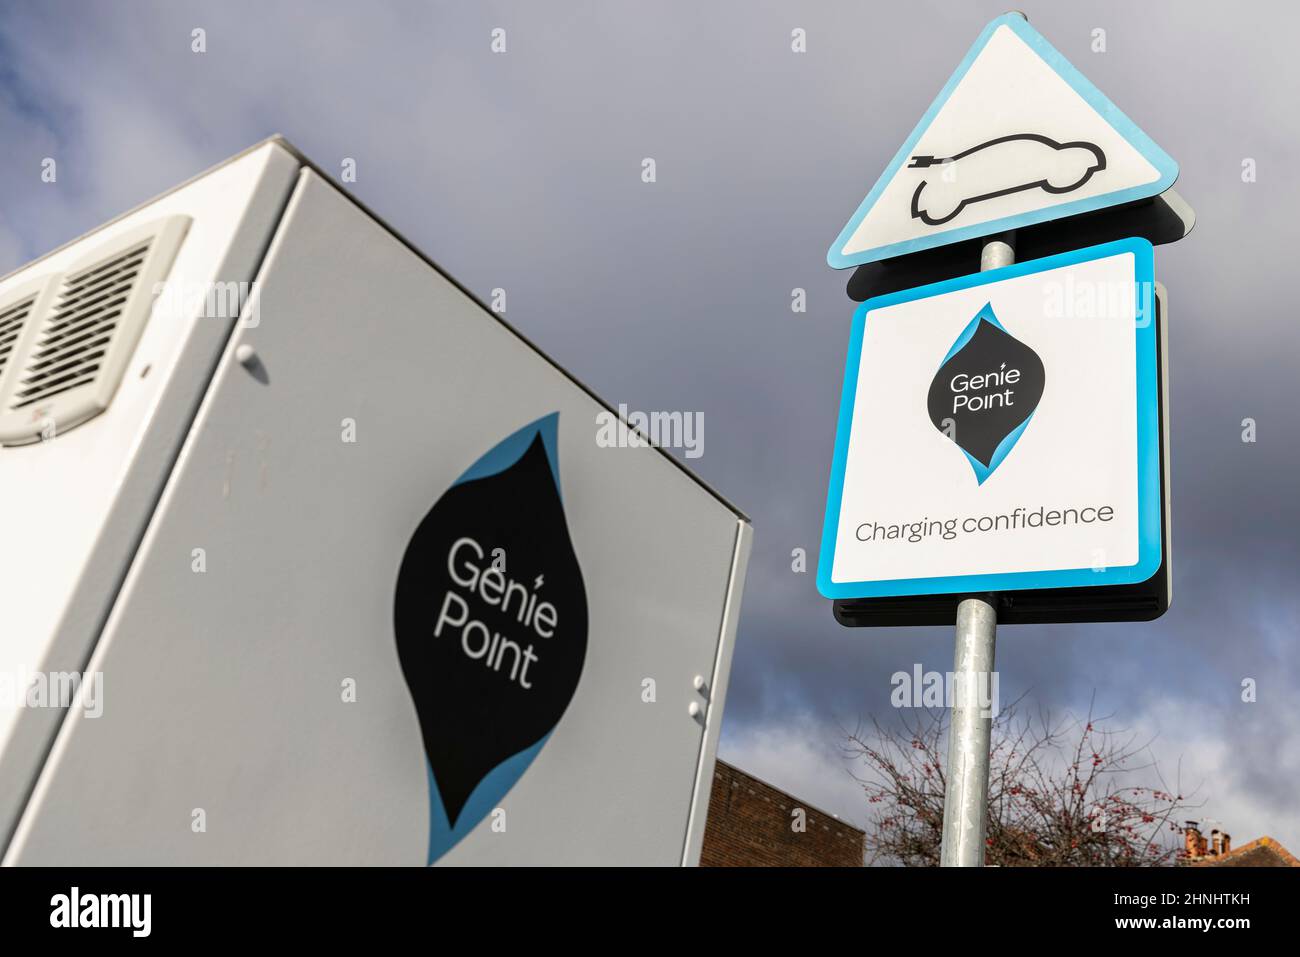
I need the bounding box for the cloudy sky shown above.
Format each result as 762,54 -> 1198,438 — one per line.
2,1 -> 1297,852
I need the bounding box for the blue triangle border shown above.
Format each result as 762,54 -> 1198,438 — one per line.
827,13 -> 1179,269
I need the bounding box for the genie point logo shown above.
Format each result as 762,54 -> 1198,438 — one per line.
926,303 -> 1046,485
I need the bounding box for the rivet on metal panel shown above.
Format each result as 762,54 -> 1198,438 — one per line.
234,343 -> 269,384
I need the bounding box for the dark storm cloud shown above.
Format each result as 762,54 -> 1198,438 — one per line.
1,0 -> 1296,846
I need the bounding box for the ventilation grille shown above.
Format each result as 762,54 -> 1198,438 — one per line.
0,294 -> 36,384
10,239 -> 152,410
0,214 -> 189,447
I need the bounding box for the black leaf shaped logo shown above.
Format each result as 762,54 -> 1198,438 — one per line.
394,413 -> 587,863
926,304 -> 1045,484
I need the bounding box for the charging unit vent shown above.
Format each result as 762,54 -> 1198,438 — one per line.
0,215 -> 189,445
15,240 -> 151,410
0,294 -> 38,384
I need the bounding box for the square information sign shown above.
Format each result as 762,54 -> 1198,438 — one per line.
818,237 -> 1163,617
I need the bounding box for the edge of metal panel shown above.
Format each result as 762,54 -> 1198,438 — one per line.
681,517 -> 753,866
271,143 -> 750,524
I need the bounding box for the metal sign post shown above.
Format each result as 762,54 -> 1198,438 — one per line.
940,596 -> 997,866
939,235 -> 1011,868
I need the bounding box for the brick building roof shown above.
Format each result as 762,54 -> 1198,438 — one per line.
699,759 -> 864,867
1191,836 -> 1299,868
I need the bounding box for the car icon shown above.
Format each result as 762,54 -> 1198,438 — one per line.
908,133 -> 1106,226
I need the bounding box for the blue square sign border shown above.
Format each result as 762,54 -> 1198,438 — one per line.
817,237 -> 1161,600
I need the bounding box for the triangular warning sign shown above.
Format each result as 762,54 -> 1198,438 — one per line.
827,14 -> 1179,269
